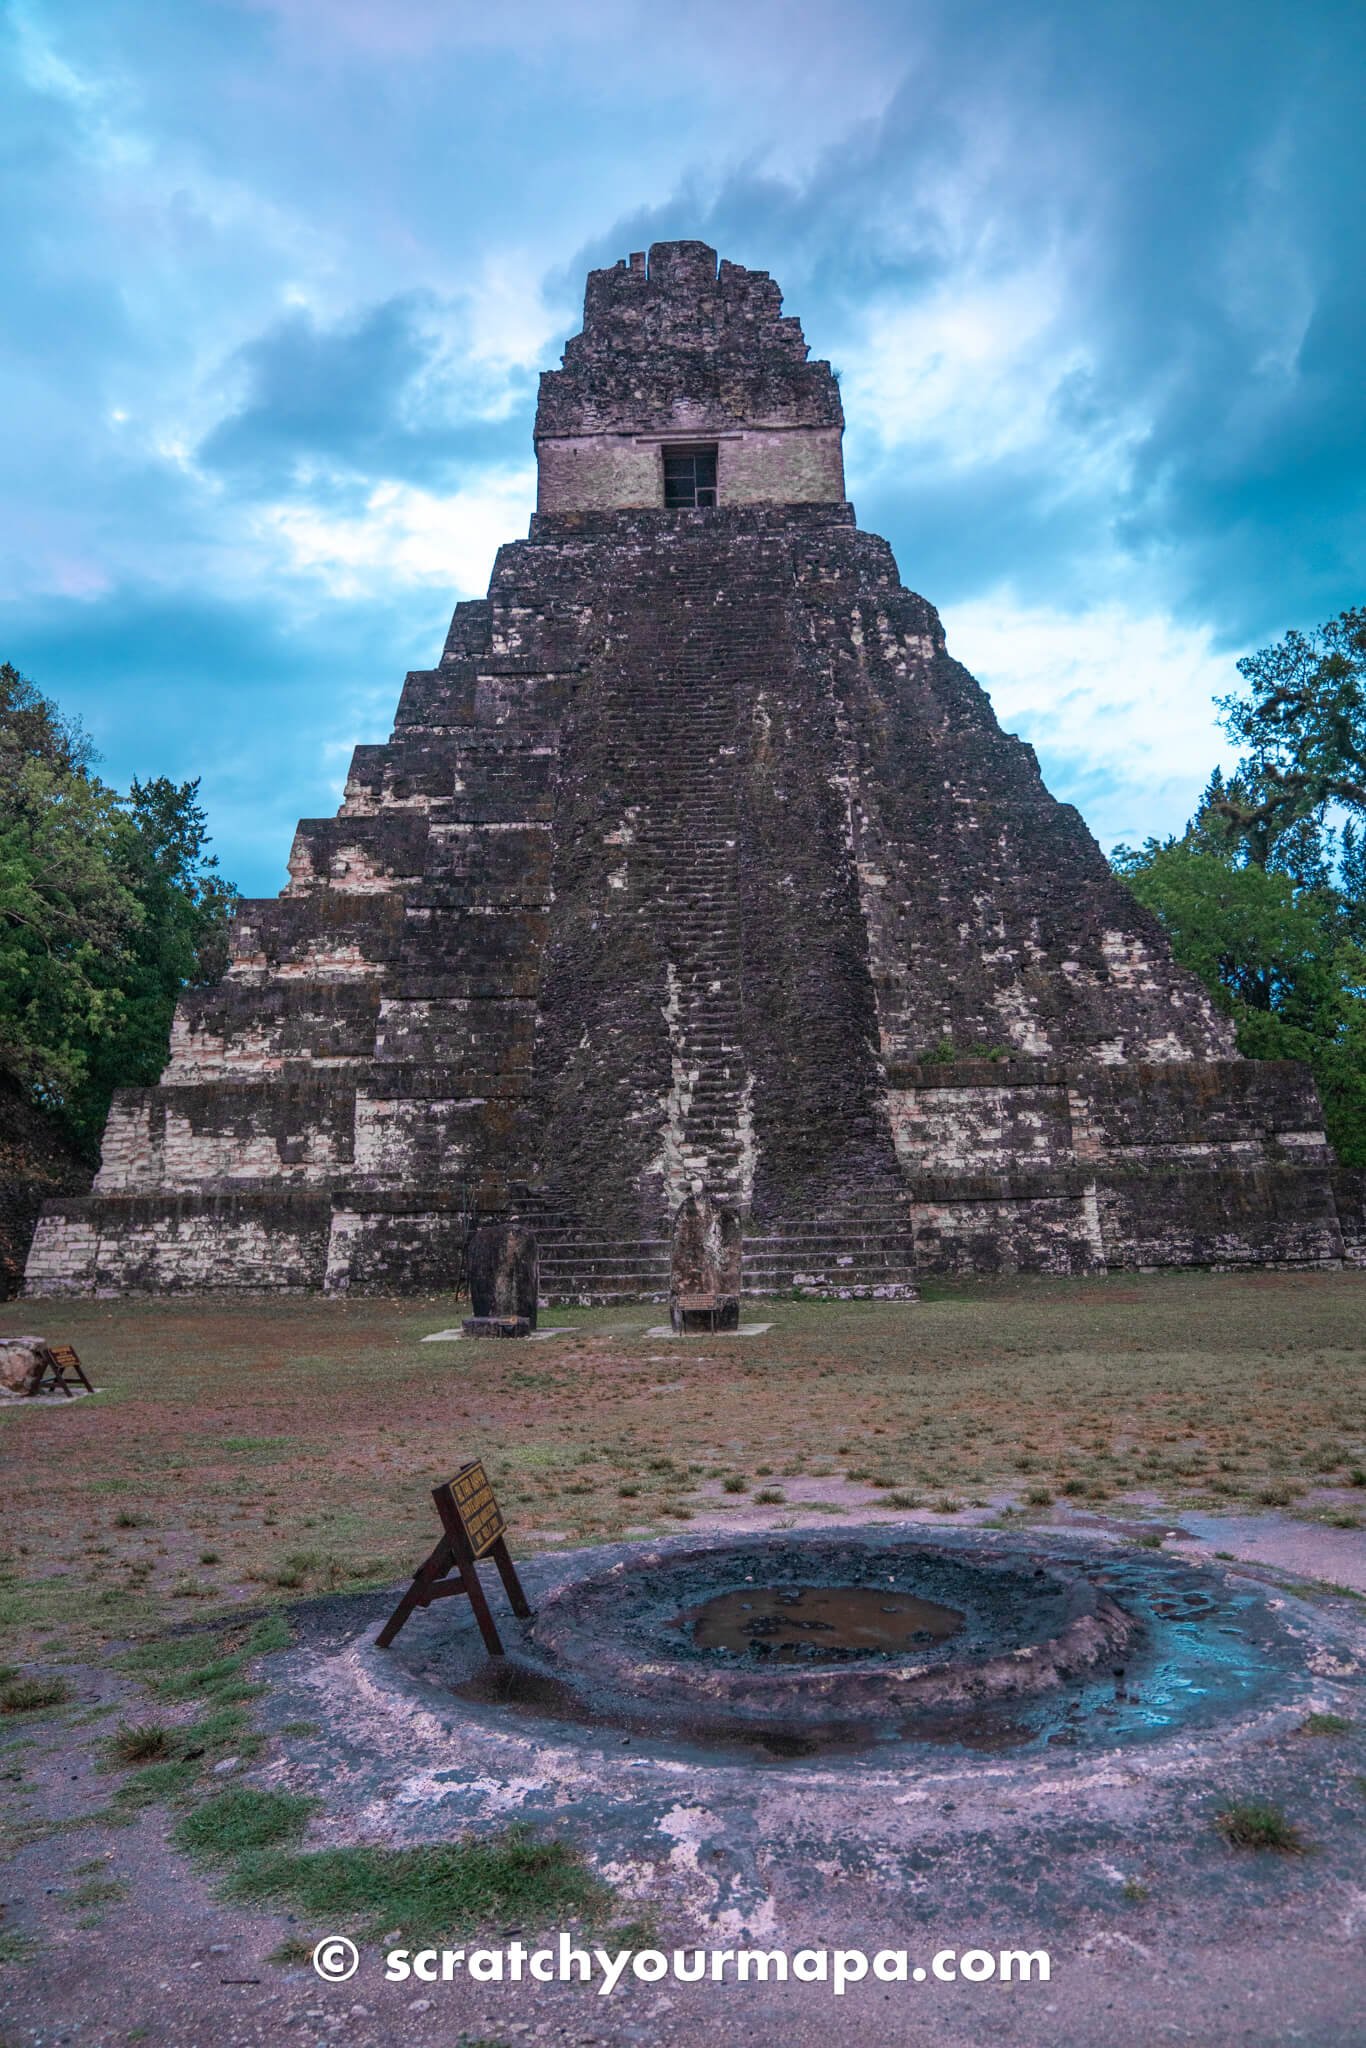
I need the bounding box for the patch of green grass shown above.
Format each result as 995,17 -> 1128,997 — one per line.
722,1475 -> 748,1494
173,1786 -> 318,1863
216,1436 -> 291,1461
1,1675 -> 71,1714
70,1875 -> 128,1909
753,1487 -> 785,1505
151,1656 -> 263,1707
1214,1802 -> 1306,1853
1120,1879 -> 1150,1903
1135,1531 -> 1165,1549
112,1759 -> 204,1810
1300,1712 -> 1352,1736
257,1549 -> 388,1593
279,1719 -> 321,1739
887,1491 -> 922,1510
118,1614 -> 288,1710
1023,1486 -> 1052,1507
0,1924 -> 39,1965
190,1704 -> 255,1755
107,1722 -> 175,1765
268,1935 -> 315,1966
224,1825 -> 610,1945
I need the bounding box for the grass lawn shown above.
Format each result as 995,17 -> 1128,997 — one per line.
2,1269 -> 1364,1666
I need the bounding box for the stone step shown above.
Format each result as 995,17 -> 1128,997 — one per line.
539,1280 -> 917,1306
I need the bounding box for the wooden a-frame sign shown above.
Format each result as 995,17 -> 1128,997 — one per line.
376,1459 -> 531,1655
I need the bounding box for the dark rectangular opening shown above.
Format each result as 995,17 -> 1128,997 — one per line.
663,445 -> 718,509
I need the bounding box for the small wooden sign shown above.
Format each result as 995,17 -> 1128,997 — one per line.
36,1343 -> 94,1398
376,1459 -> 530,1656
448,1461 -> 505,1559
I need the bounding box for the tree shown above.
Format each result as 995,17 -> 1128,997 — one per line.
0,664 -> 236,1155
1112,609 -> 1366,1168
1113,838 -> 1366,1165
0,660 -> 95,777
1207,608 -> 1366,865
0,752 -> 143,1108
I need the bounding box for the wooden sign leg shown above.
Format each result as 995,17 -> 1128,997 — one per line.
452,1536 -> 505,1656
489,1536 -> 533,1619
376,1537 -> 456,1649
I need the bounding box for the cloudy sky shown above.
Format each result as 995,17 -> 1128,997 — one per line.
3,0 -> 1362,895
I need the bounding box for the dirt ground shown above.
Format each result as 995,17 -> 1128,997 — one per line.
2,1271 -> 1364,2047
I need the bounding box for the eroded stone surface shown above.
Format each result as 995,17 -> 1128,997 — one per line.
24,242 -> 1348,1297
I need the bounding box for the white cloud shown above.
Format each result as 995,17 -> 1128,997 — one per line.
258,469 -> 538,599
941,593 -> 1242,851
843,264 -> 1074,468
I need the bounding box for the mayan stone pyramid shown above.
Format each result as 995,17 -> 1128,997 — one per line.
27,240 -> 1346,1297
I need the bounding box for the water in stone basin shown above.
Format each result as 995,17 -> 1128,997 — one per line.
674,1584 -> 965,1661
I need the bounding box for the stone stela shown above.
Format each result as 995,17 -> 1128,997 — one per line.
462,1219 -> 539,1339
25,238 -> 1353,1301
376,1459 -> 531,1656
670,1182 -> 741,1331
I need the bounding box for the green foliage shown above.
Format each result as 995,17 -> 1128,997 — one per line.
1214,1801 -> 1306,1853
1113,839 -> 1366,1163
920,1036 -> 1015,1064
1214,608 -> 1366,862
106,1722 -> 175,1764
1113,610 -> 1366,1167
0,661 -> 236,1155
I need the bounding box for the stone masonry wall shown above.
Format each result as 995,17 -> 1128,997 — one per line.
535,241 -> 845,515
888,1058 -> 1342,1274
537,427 -> 846,514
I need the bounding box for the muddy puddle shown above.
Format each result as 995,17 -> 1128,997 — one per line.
674,1583 -> 965,1661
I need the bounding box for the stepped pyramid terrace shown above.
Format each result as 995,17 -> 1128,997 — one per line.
26,240 -> 1348,1299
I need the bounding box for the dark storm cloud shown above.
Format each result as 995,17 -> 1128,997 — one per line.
3,0 -> 1362,887
197,294 -> 533,490
576,0 -> 1365,645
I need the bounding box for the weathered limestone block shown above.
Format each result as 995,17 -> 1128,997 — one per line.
886,1079 -> 1073,1175
670,1185 -> 742,1330
93,1083 -> 357,1192
324,1195 -> 470,1296
911,1192 -> 1106,1278
466,1222 -> 539,1330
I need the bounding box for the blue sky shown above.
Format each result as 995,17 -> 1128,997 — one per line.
2,0 -> 1362,896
